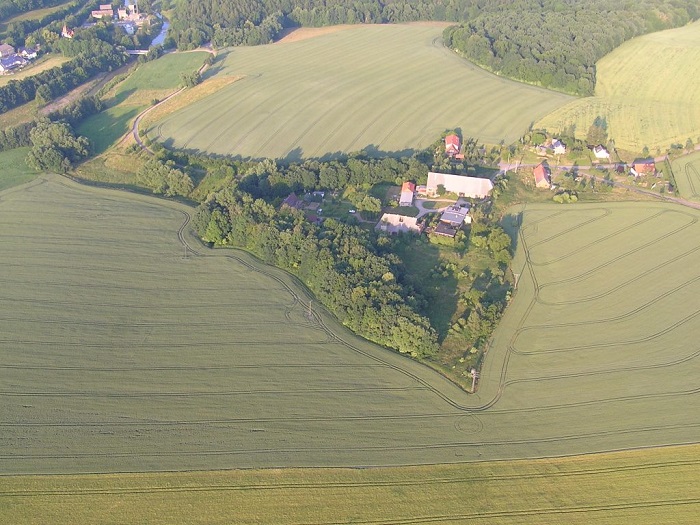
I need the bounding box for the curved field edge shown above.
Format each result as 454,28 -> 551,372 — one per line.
2,178 -> 699,474
2,444 -> 699,525
671,150 -> 700,202
536,20 -> 700,152
148,24 -> 574,159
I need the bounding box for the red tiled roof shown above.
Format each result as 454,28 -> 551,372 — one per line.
533,163 -> 550,184
401,181 -> 416,192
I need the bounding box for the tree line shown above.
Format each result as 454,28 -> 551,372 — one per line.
193,185 -> 439,358
0,0 -> 69,23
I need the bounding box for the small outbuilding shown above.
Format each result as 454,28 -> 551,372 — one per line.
593,145 -> 610,160
399,181 -> 416,206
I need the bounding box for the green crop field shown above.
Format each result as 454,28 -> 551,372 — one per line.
672,150 -> 700,201
148,24 -> 574,159
2,177 -> 699,478
0,147 -> 35,191
77,52 -> 208,154
3,444 -> 699,524
537,21 -> 700,153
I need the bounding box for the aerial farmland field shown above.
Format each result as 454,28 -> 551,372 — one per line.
1,177 -> 699,478
147,24 -> 574,159
536,20 -> 700,153
672,150 -> 700,201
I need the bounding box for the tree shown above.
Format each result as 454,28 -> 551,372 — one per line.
26,120 -> 89,173
180,70 -> 201,88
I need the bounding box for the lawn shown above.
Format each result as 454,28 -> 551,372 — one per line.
0,147 -> 35,190
149,24 -> 574,159
671,149 -> 700,201
77,52 -> 209,155
2,444 -> 698,524
537,20 -> 700,153
1,178 -> 699,477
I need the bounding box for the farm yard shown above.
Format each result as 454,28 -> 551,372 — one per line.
147,24 -> 574,159
1,177 -> 700,477
536,20 -> 700,153
672,150 -> 700,202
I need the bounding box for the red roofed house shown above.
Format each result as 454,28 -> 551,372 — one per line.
399,181 -> 416,206
445,134 -> 460,157
533,163 -> 551,189
631,158 -> 656,177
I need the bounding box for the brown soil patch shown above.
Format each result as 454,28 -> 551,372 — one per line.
275,25 -> 354,44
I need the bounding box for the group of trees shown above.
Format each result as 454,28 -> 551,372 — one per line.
0,35 -> 127,113
0,0 -> 67,22
137,158 -> 194,197
26,118 -> 89,172
193,186 -> 438,357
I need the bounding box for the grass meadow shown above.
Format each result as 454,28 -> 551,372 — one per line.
148,24 -> 574,159
0,0 -> 73,37
0,147 -> 35,191
2,445 -> 699,524
537,20 -> 700,153
77,52 -> 208,155
0,55 -> 70,88
671,150 -> 700,201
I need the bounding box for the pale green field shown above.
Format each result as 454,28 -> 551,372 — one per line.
2,445 -> 699,524
149,24 -> 574,158
0,55 -> 70,88
537,21 -> 700,152
671,150 -> 700,201
0,147 -> 35,191
1,178 -> 699,478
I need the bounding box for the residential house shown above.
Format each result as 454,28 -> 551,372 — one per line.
281,192 -> 303,210
432,205 -> 471,238
445,134 -> 460,157
399,181 -> 415,206
630,158 -> 656,177
0,43 -> 15,58
18,47 -> 37,59
533,163 -> 551,189
551,139 -> 566,155
593,145 -> 610,160
426,172 -> 493,198
376,213 -> 422,235
0,55 -> 27,72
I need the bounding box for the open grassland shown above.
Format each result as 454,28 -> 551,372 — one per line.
149,24 -> 573,159
77,52 -> 207,155
1,178 -> 699,477
671,150 -> 700,201
0,147 -> 35,191
0,55 -> 70,87
2,445 -> 699,525
537,21 -> 700,153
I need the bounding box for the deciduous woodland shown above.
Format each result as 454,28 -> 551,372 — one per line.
169,0 -> 698,94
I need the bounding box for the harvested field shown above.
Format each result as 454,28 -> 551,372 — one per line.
537,20 -> 700,152
3,444 -> 699,525
149,24 -> 574,159
1,178 -> 699,476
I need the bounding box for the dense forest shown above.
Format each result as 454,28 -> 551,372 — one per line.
169,0 -> 698,93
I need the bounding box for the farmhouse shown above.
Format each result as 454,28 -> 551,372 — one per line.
551,138 -> 566,155
0,43 -> 15,58
0,55 -> 26,72
426,172 -> 493,198
399,181 -> 415,206
431,205 -> 471,238
593,145 -> 610,160
445,134 -> 460,157
91,4 -> 115,18
533,163 -> 551,189
18,47 -> 37,59
376,213 -> 422,235
281,192 -> 304,210
631,158 -> 656,176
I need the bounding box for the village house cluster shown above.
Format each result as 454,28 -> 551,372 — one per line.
0,43 -> 38,74
91,0 -> 146,35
